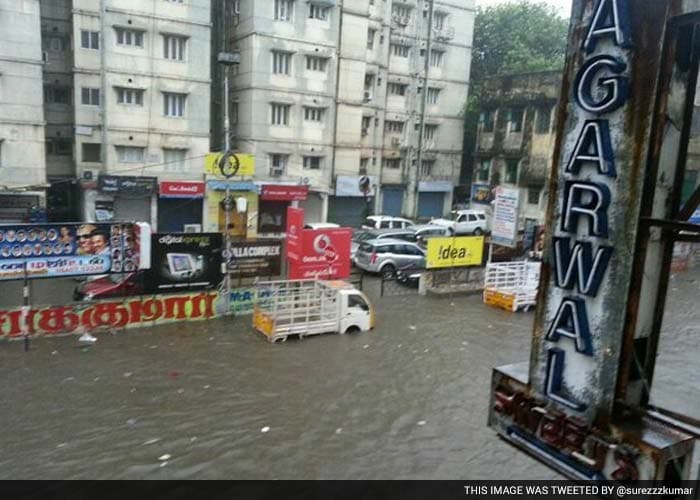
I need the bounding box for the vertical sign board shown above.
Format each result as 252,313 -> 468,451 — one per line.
489,0 -> 688,480
491,187 -> 520,248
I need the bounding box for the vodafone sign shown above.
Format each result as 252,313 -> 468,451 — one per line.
159,181 -> 205,199
285,207 -> 351,280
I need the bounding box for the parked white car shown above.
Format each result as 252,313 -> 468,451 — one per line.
430,210 -> 489,235
361,215 -> 414,230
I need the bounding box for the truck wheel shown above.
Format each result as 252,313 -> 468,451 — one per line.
345,326 -> 360,334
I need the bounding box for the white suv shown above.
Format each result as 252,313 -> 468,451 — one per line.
361,215 -> 414,230
430,210 -> 489,236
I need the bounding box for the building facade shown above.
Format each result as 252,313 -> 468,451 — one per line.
472,71 -> 561,229
0,0 -> 48,222
221,0 -> 473,226
36,0 -> 212,230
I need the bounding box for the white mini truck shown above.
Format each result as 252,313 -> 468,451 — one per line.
253,279 -> 375,343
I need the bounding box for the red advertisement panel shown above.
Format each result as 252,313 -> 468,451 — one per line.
286,207 -> 304,262
159,181 -> 205,198
288,227 -> 352,280
261,185 -> 308,201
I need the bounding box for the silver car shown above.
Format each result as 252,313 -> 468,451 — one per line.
351,228 -> 417,261
354,238 -> 426,278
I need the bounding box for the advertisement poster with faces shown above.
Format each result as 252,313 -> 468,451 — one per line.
0,223 -> 149,280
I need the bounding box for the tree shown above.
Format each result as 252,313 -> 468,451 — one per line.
460,1 -> 568,186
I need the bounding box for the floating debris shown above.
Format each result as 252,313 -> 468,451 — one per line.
158,454 -> 171,461
417,420 -> 427,426
123,372 -> 133,378
335,428 -> 342,435
261,426 -> 270,433
143,438 -> 160,446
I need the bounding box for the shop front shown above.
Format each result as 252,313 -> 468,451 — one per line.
157,181 -> 205,233
417,181 -> 452,220
0,193 -> 45,223
258,184 -> 307,236
328,175 -> 375,227
381,185 -> 405,216
204,180 -> 259,240
81,175 -> 157,225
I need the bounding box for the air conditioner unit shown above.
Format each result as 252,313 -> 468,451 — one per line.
391,137 -> 401,147
400,16 -> 410,26
301,176 -> 311,185
361,127 -> 369,137
270,166 -> 284,177
363,91 -> 372,102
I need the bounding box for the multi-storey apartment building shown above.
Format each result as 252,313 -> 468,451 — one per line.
38,0 -> 211,231
472,71 -> 561,229
0,0 -> 48,222
220,0 -> 473,226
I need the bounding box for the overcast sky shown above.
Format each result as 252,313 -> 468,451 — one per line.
475,0 -> 572,17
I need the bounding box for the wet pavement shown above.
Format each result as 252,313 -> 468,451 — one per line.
0,269 -> 695,479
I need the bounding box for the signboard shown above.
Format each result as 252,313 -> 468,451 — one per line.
228,239 -> 282,278
0,292 -> 220,339
260,185 -> 308,201
491,187 -> 520,248
205,153 -> 255,177
286,207 -> 351,280
147,233 -> 223,292
335,175 -> 376,197
471,183 -> 492,204
426,236 -> 484,269
0,223 -> 150,280
159,181 -> 205,199
98,175 -> 157,197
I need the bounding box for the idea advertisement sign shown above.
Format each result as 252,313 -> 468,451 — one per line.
426,236 -> 484,269
285,207 -> 351,279
491,187 -> 520,248
147,233 -> 223,293
0,222 -> 150,281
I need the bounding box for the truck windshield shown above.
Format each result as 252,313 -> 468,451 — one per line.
348,294 -> 369,311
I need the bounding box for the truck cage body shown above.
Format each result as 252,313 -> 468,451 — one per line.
252,279 -> 354,343
483,261 -> 541,312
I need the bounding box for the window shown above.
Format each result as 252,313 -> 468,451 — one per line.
81,87 -> 100,106
505,159 -> 519,183
272,51 -> 292,74
367,29 -> 376,50
81,143 -> 101,162
427,87 -> 440,105
116,146 -> 145,163
383,158 -> 401,169
508,108 -> 524,133
116,87 -> 144,106
271,103 -> 290,125
528,186 -> 542,205
424,124 -> 438,141
385,120 -> 404,133
43,35 -> 67,52
269,154 -> 288,176
388,82 -> 407,96
433,12 -> 447,30
163,34 -> 186,60
391,44 -> 409,57
0,142 -> 2,168
303,156 -> 321,169
480,110 -> 495,133
303,106 -> 324,122
115,28 -> 144,47
392,4 -> 411,17
536,106 -> 552,134
420,160 -> 435,176
163,148 -> 187,173
477,159 -> 490,182
46,138 -> 73,156
305,55 -> 327,72
429,50 -> 444,67
163,92 -> 186,117
44,85 -> 71,105
274,0 -> 293,21
308,4 -> 328,20
348,294 -> 369,311
80,30 -> 99,50
360,157 -> 369,174
361,116 -> 371,135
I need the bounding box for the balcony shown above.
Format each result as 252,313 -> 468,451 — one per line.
433,26 -> 455,41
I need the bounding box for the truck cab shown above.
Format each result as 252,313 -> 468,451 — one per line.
339,288 -> 373,333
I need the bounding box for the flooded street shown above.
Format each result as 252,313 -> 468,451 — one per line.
0,286 -> 558,480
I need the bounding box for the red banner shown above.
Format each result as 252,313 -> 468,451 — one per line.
159,181 -> 205,198
261,185 -> 308,201
286,207 -> 304,262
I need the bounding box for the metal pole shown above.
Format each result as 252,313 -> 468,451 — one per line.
22,262 -> 30,352
223,63 -> 232,303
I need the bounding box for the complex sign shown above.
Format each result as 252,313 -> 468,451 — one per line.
0,223 -> 150,280
491,187 -> 520,248
489,0 -> 693,481
285,207 -> 351,280
204,153 -> 255,177
425,236 -> 484,269
228,239 -> 282,278
147,233 -> 223,292
0,292 -> 220,339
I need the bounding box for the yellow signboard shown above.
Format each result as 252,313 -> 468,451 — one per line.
205,152 -> 255,177
426,236 -> 485,269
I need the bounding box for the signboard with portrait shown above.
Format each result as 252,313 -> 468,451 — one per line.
147,233 -> 223,293
470,183 -> 492,204
0,222 -> 150,280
